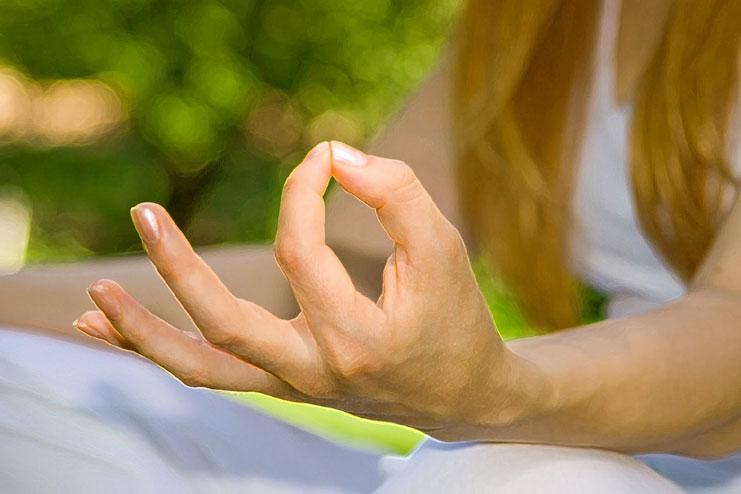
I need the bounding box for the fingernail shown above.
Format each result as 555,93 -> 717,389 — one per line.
306,141 -> 330,160
131,204 -> 160,244
87,281 -> 121,320
74,319 -> 104,339
330,141 -> 367,167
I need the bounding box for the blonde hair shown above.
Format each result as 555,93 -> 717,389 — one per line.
454,0 -> 741,331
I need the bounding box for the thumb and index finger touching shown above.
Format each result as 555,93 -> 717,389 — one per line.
328,140 -> 453,263
82,141 -> 451,393
274,140 -> 452,328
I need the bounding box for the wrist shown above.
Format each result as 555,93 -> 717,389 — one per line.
435,343 -> 558,442
487,344 -> 558,426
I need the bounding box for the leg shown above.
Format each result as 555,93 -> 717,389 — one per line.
0,328 -> 383,493
376,439 -> 686,493
638,451 -> 741,494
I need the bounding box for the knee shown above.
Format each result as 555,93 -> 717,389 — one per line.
375,442 -> 685,494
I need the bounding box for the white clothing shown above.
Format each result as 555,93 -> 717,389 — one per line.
0,329 -> 382,494
377,442 -> 685,494
2,0 -> 741,492
6,327 -> 740,494
572,0 -> 741,319
382,0 -> 741,492
571,0 -> 685,317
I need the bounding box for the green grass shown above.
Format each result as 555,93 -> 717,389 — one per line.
225,392 -> 425,455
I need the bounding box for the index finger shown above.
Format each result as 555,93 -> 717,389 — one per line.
274,142 -> 378,327
129,202 -> 314,377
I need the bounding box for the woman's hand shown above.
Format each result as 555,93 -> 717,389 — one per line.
75,141 -> 536,438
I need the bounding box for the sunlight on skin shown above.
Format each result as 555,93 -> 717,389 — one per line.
73,140 -> 531,441
0,67 -> 124,146
70,140 -> 741,457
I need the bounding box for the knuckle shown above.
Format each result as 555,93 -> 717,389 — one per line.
178,366 -> 209,388
384,328 -> 419,363
281,172 -> 301,197
203,326 -> 242,351
330,348 -> 383,381
297,378 -> 338,400
366,156 -> 418,198
273,238 -> 307,272
390,161 -> 420,197
154,251 -> 191,281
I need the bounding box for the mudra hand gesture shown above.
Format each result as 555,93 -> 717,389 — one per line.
76,141 -> 530,440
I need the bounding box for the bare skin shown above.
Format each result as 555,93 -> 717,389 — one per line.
0,53 -> 458,343
4,0 -> 741,458
0,0 -> 673,342
65,139 -> 741,458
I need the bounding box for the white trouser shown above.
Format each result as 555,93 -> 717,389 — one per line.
2,328 -> 740,493
0,329 -> 383,494
377,440 -> 685,493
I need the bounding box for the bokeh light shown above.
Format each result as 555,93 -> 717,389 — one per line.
32,79 -> 125,146
0,69 -> 33,142
0,67 -> 125,147
0,187 -> 31,275
0,0 -> 462,262
247,90 -> 304,159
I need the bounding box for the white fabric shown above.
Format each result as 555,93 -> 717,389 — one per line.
573,0 -> 741,321
571,0 -> 686,319
381,1 -> 741,491
2,0 -> 741,492
0,329 -> 383,494
6,328 -> 741,494
377,441 -> 685,494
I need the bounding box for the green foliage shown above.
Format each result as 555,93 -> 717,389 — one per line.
0,141 -> 170,260
0,0 -> 608,455
0,0 -> 461,260
471,257 -> 608,340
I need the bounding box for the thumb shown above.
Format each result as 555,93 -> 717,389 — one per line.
329,141 -> 455,260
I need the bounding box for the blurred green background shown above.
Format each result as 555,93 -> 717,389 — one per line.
0,0 -> 463,456
0,0 -> 606,456
0,0 -> 461,263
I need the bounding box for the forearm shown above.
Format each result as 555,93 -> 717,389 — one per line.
0,245 -> 298,338
481,289 -> 741,457
462,195 -> 741,456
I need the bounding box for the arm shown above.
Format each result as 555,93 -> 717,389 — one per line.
69,141 -> 741,460
1,54 -> 458,340
0,246 -> 298,338
495,195 -> 741,458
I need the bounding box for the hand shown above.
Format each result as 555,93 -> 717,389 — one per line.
75,141 -> 529,438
